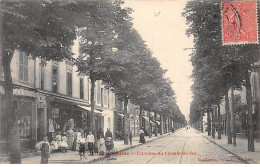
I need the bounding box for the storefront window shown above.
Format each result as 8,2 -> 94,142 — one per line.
19,101 -> 32,140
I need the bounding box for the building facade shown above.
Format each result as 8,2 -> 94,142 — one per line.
0,38 -> 140,154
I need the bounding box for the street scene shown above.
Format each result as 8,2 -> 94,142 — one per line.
1,0 -> 260,165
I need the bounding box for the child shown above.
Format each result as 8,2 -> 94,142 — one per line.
40,136 -> 51,164
50,137 -> 59,152
60,135 -> 68,153
86,131 -> 95,156
56,131 -> 62,151
98,134 -> 106,155
79,137 -> 87,160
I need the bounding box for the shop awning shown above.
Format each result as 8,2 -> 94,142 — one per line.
77,105 -> 102,114
116,112 -> 124,117
150,121 -> 155,125
143,116 -> 149,121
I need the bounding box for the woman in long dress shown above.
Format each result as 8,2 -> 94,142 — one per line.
66,126 -> 74,149
139,128 -> 146,144
40,136 -> 51,164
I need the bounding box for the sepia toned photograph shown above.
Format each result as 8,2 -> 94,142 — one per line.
0,0 -> 260,164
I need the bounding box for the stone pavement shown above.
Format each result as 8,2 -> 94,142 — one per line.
1,131 -> 172,164
199,131 -> 260,164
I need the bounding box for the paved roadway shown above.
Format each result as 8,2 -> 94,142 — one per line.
94,128 -> 244,164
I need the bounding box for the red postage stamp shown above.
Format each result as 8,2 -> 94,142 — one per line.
222,1 -> 258,45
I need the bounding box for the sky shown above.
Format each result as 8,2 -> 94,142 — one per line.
124,0 -> 194,121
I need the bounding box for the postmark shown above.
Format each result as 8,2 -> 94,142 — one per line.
221,1 -> 258,45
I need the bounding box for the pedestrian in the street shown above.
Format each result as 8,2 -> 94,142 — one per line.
40,136 -> 51,164
86,130 -> 95,156
129,131 -> 133,146
139,128 -> 146,144
66,126 -> 74,150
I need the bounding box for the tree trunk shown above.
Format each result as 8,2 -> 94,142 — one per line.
154,111 -> 158,136
201,112 -> 204,132
90,76 -> 98,152
123,98 -> 129,145
139,106 -> 142,130
168,118 -> 171,133
217,104 -> 222,139
160,114 -> 163,135
245,72 -> 255,151
230,87 -> 236,146
207,110 -> 211,136
3,52 -> 21,164
212,109 -> 216,139
225,90 -> 232,144
148,110 -> 151,138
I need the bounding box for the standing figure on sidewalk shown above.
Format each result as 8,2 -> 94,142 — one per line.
86,131 -> 95,156
98,134 -> 106,155
129,131 -> 133,146
66,126 -> 74,150
79,136 -> 87,160
60,135 -> 68,153
76,129 -> 83,150
72,128 -> 79,151
105,128 -> 113,138
139,128 -> 146,144
56,131 -> 62,151
40,136 -> 51,164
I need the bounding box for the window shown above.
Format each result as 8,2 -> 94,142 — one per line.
101,88 -> 103,106
80,77 -> 84,99
52,66 -> 58,93
19,52 -> 28,82
87,80 -> 89,101
40,66 -> 45,90
67,71 -> 72,96
107,91 -> 110,108
0,55 -> 3,76
97,81 -> 101,104
104,89 -> 108,107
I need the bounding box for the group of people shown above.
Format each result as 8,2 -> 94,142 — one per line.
36,127 -> 114,163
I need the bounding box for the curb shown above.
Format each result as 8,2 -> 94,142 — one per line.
195,129 -> 254,164
85,133 -> 172,164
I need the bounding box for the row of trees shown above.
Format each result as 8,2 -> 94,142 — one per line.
0,0 -> 186,163
183,1 -> 259,152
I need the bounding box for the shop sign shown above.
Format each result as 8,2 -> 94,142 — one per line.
37,94 -> 46,108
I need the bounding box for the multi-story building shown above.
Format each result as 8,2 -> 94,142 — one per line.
0,38 -> 140,153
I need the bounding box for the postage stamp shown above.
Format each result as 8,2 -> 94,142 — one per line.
221,1 -> 258,45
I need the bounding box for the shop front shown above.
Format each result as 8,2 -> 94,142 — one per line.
0,88 -> 37,154
114,112 -> 124,140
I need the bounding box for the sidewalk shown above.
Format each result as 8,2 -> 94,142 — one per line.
1,132 -> 172,164
199,131 -> 260,164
